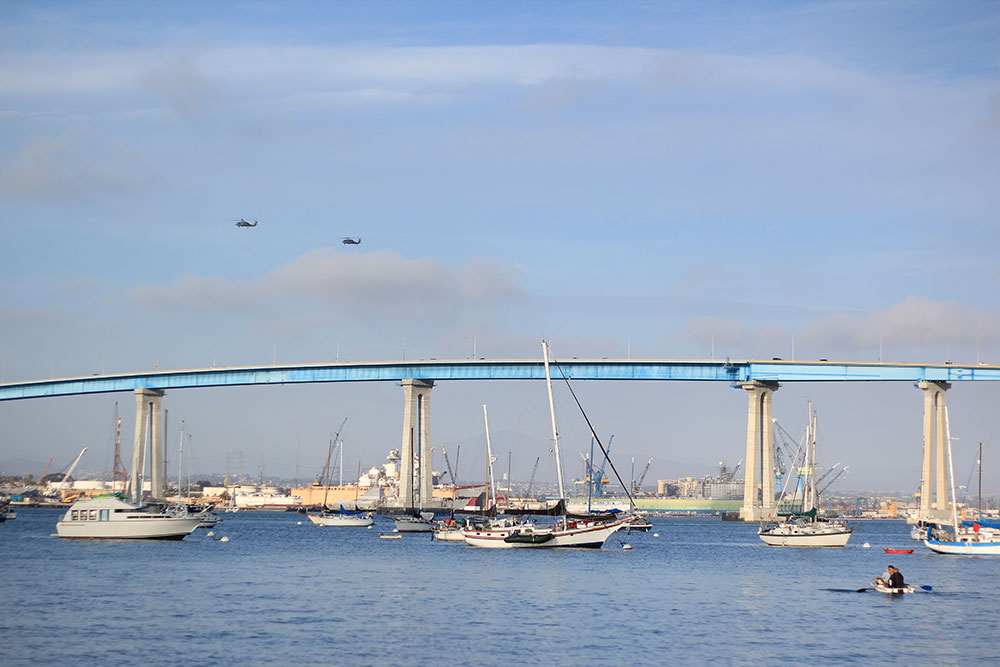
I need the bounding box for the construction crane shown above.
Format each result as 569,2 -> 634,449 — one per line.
63,447 -> 88,483
632,457 -> 653,494
817,465 -> 849,498
441,443 -> 457,485
590,434 -> 614,497
39,457 -> 53,484
525,456 -> 541,498
47,447 -> 88,496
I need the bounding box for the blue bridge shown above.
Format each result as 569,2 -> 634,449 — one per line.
1,358 -> 997,400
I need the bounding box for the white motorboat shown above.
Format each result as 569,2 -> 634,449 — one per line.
56,495 -> 202,540
758,516 -> 853,547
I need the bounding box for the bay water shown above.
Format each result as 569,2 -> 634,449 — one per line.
2,509 -> 998,665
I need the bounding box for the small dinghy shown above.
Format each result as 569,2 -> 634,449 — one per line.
884,548 -> 914,554
870,578 -> 916,594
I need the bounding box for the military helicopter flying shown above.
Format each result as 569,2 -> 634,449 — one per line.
235,218 -> 258,228
342,237 -> 361,245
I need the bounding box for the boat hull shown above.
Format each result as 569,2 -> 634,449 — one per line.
306,513 -> 374,527
924,539 -> 1000,555
394,518 -> 434,532
462,517 -> 630,549
758,525 -> 853,547
56,497 -> 201,540
871,579 -> 916,594
433,528 -> 467,541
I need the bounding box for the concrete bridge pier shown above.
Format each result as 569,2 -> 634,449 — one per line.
399,379 -> 434,510
917,380 -> 951,522
130,388 -> 166,504
740,381 -> 779,521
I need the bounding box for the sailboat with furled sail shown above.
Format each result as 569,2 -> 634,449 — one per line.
306,419 -> 374,528
461,341 -> 631,548
924,424 -> 1000,555
758,401 -> 852,547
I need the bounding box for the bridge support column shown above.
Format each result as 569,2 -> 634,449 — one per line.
740,381 -> 779,521
130,388 -> 165,504
399,379 -> 433,510
917,381 -> 951,521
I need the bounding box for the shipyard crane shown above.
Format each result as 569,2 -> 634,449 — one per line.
591,434 -> 614,497
39,457 -> 53,484
632,457 -> 653,495
525,456 -> 541,498
441,443 -> 457,485
817,465 -> 849,498
48,447 -> 88,495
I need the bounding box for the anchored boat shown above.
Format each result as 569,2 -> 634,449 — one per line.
461,341 -> 632,549
56,494 -> 202,540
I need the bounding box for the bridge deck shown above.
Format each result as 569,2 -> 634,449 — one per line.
1,359 -> 998,401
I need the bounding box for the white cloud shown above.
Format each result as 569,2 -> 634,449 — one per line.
0,129 -> 159,200
680,297 -> 1000,361
129,248 -> 525,327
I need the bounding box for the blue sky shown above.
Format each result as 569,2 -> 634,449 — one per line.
1,1 -> 999,493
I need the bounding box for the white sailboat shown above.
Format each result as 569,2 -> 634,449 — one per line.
758,402 -> 852,547
394,428 -> 435,532
925,428 -> 1000,555
306,429 -> 374,528
462,341 -> 630,549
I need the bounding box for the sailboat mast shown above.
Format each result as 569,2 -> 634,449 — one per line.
944,407 -> 959,535
809,403 -> 818,512
542,340 -> 566,501
177,420 -> 185,503
483,405 -> 497,506
338,440 -> 344,506
322,436 -> 333,508
978,442 -> 983,519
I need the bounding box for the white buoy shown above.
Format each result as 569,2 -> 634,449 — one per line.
653,533 -> 660,538
220,536 -> 229,542
297,521 -> 303,525
207,531 -> 215,538
367,525 -> 373,530
622,543 -> 633,550
863,542 -> 871,548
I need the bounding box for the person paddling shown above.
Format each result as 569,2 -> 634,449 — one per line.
877,565 -> 904,589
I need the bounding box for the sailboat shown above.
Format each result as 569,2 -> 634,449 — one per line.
461,341 -> 631,549
393,427 -> 435,532
306,427 -> 374,528
758,402 -> 853,547
925,432 -> 1000,555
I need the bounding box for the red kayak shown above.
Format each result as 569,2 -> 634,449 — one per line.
884,548 -> 914,554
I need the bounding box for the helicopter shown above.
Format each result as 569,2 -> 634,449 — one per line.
342,237 -> 361,245
235,219 -> 258,228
